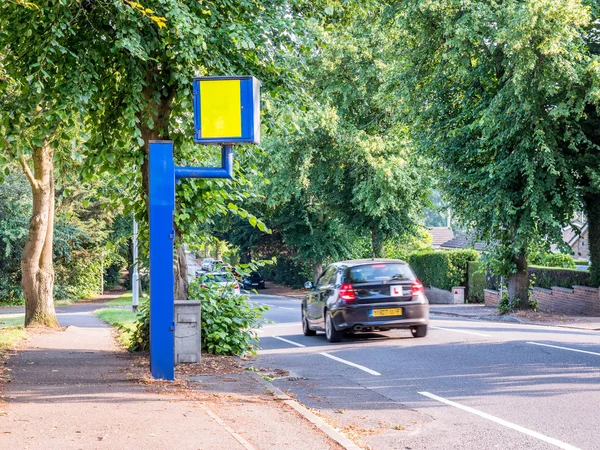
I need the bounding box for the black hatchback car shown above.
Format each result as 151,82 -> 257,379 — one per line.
242,272 -> 265,290
302,259 -> 429,342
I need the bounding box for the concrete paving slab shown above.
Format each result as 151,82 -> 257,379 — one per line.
0,312 -> 342,450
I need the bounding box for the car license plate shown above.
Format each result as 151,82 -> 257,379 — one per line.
372,308 -> 402,317
390,285 -> 403,296
252,283 -> 258,286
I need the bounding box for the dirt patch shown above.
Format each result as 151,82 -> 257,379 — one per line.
509,309 -> 600,326
261,282 -> 306,298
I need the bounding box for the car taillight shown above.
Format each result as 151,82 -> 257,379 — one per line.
339,283 -> 356,303
412,279 -> 424,297
233,284 -> 239,290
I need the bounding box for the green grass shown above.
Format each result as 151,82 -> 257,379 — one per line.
0,313 -> 26,350
95,308 -> 138,348
105,291 -> 148,307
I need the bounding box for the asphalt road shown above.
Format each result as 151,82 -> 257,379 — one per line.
249,293 -> 600,450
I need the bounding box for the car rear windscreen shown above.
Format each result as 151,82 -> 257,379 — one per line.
347,263 -> 413,283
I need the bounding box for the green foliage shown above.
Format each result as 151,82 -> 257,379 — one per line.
408,250 -> 479,291
498,292 -> 520,315
485,265 -> 591,290
528,266 -> 591,290
573,259 -> 589,266
467,262 -> 485,303
261,256 -> 313,288
0,174 -> 29,304
538,253 -> 576,269
393,0 -> 595,285
129,300 -> 150,352
189,279 -> 268,356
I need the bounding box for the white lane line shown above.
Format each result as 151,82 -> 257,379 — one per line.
431,326 -> 492,337
319,352 -> 381,376
528,342 -> 600,357
419,392 -> 580,450
273,336 -> 306,347
278,307 -> 297,311
269,336 -> 380,376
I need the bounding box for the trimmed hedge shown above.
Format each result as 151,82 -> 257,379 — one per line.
408,250 -> 479,291
573,259 -> 589,266
528,266 -> 590,290
485,266 -> 591,290
467,262 -> 485,303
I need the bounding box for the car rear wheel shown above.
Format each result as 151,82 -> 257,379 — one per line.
411,325 -> 428,338
325,312 -> 343,343
302,309 -> 316,336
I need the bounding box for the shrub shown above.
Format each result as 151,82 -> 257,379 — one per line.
539,253 -> 576,269
408,249 -> 479,291
528,266 -> 591,289
261,255 -> 312,288
129,300 -> 150,352
467,261 -> 485,303
189,279 -> 268,356
484,266 -> 591,290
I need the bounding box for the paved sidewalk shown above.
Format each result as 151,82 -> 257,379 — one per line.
0,313 -> 342,450
430,303 -> 600,331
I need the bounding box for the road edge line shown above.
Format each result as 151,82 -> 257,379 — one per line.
249,372 -> 361,450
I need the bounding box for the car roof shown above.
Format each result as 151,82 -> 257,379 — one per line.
332,258 -> 408,269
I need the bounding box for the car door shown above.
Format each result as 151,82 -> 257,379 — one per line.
306,269 -> 327,325
314,266 -> 338,328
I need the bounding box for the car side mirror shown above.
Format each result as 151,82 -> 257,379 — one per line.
304,281 -> 314,290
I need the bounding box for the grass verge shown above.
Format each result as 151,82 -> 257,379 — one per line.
95,308 -> 138,349
0,313 -> 26,350
105,291 -> 148,307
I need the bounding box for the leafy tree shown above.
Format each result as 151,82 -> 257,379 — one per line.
392,0 -> 596,304
311,11 -> 431,256
0,1 -> 105,325
0,0 -> 326,325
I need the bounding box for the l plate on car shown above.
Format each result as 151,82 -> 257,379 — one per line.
390,285 -> 403,296
371,308 -> 403,317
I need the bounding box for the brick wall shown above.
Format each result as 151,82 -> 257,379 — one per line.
484,289 -> 500,308
484,286 -> 600,315
531,285 -> 600,316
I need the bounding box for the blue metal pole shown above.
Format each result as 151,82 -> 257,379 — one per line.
174,145 -> 233,179
149,140 -> 175,380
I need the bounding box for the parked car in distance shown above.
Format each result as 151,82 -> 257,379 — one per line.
302,259 -> 429,342
199,272 -> 241,296
242,272 -> 265,290
201,258 -> 215,271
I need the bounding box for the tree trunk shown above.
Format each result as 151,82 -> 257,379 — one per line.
174,242 -> 189,300
216,240 -> 222,260
21,141 -> 59,328
583,192 -> 600,286
507,252 -> 528,308
371,227 -> 383,258
204,243 -> 210,258
313,260 -> 323,284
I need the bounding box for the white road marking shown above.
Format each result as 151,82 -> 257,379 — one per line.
319,352 -> 381,376
431,326 -> 492,337
278,307 -> 297,311
527,342 -> 600,357
419,392 -> 581,450
273,336 -> 306,347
